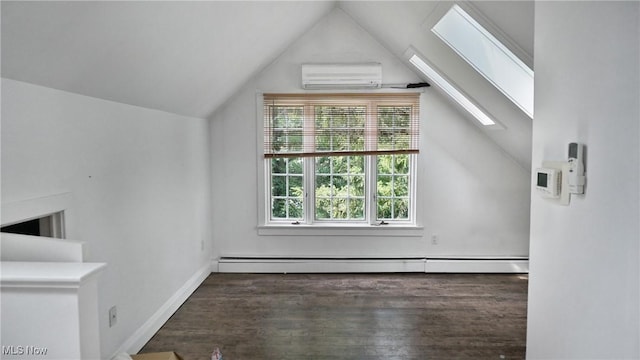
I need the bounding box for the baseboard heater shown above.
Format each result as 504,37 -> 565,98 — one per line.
216,257 -> 529,274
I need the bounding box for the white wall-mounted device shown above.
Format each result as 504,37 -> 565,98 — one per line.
536,142 -> 586,206
535,167 -> 561,198
301,63 -> 382,89
567,142 -> 585,194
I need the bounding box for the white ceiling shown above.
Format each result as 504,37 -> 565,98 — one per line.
1,1 -> 335,118
1,1 -> 534,120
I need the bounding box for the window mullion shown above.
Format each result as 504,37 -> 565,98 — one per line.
367,155 -> 376,225
304,104 -> 314,224
367,101 -> 378,225
409,154 -> 417,224
305,157 -> 314,224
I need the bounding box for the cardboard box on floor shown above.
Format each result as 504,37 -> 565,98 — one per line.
130,352 -> 183,360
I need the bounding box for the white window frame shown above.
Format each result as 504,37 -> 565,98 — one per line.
256,93 -> 423,236
431,4 -> 534,118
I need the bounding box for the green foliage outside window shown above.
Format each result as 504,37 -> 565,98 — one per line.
376,154 -> 410,220
315,156 -> 365,220
378,106 -> 412,151
271,157 -> 303,219
271,106 -> 303,153
315,106 -> 366,152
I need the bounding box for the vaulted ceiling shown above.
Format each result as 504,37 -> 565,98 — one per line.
1,1 -> 533,117
1,1 -> 534,166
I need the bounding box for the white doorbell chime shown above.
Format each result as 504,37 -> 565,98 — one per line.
535,142 -> 585,205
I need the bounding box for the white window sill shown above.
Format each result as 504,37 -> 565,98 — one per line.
257,224 -> 424,237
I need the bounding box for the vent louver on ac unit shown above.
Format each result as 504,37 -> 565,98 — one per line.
301,63 -> 382,89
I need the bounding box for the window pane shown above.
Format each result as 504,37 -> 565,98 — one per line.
396,108 -> 411,128
289,199 -> 303,218
332,110 -> 347,128
316,175 -> 331,188
315,156 -> 366,221
288,130 -> 303,152
272,199 -> 287,219
349,130 -> 365,151
378,131 -> 393,151
272,175 -> 286,197
378,106 -> 412,151
393,199 -> 409,219
394,175 -> 409,197
333,156 -> 348,174
377,198 -> 392,219
377,156 -> 393,175
350,199 -> 365,219
350,175 -> 365,196
272,158 -> 287,174
333,175 -> 348,192
377,175 -> 392,196
316,198 -> 331,219
315,106 -> 366,153
332,198 -> 348,219
289,158 -> 303,174
268,106 -> 304,155
394,154 -> 410,174
273,110 -> 288,128
288,176 -> 303,197
316,157 -> 331,174
270,158 -> 303,221
349,156 -> 365,174
376,154 -> 412,221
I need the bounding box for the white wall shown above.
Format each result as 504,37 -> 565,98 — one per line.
210,9 -> 530,261
527,2 -> 639,358
1,78 -> 213,358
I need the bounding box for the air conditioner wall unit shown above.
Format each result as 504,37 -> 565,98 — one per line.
301,63 -> 382,89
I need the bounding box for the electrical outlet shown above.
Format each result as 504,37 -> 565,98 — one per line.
109,306 -> 117,327
431,234 -> 439,245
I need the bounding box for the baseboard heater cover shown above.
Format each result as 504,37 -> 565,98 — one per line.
217,257 -> 529,274
218,257 -> 426,273
425,259 -> 529,273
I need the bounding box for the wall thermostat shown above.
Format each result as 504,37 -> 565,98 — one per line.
536,167 -> 561,198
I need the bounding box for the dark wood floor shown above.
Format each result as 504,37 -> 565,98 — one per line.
140,273 -> 528,360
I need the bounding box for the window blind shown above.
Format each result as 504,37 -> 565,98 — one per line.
263,93 -> 420,158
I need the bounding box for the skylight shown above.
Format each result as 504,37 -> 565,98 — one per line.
432,4 -> 534,118
406,49 -> 500,128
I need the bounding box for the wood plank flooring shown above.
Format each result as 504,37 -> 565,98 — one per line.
139,273 -> 528,360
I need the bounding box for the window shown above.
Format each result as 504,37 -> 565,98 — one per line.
407,50 -> 499,127
263,94 -> 419,226
431,4 -> 534,118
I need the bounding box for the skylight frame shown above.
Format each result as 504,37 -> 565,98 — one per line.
404,47 -> 504,130
431,4 -> 534,119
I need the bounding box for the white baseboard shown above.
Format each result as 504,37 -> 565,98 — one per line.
425,259 -> 529,273
110,262 -> 211,359
218,258 -> 426,273
217,257 -> 529,274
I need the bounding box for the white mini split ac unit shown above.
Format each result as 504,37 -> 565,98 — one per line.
301,63 -> 382,89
